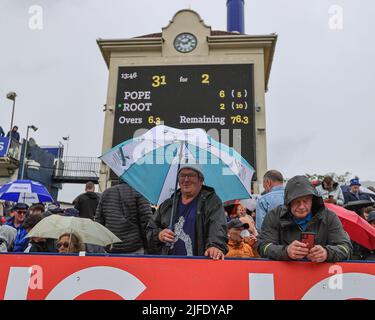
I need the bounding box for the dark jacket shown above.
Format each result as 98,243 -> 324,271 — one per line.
146,186 -> 228,256
29,238 -> 57,253
343,191 -> 372,204
5,216 -> 29,252
85,243 -> 107,254
257,175 -> 352,262
73,191 -> 100,220
94,182 -> 152,253
7,130 -> 20,142
351,241 -> 375,261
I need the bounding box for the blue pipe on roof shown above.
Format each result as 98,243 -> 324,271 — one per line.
227,0 -> 245,34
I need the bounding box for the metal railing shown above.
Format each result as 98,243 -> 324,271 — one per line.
53,156 -> 101,182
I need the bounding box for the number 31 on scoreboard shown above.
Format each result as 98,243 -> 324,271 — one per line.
152,75 -> 167,88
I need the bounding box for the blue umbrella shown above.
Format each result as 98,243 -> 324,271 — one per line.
100,125 -> 255,205
0,179 -> 54,203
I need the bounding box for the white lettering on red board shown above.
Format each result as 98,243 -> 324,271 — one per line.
5,266 -> 146,300
249,272 -> 375,300
302,273 -> 375,300
4,267 -> 375,300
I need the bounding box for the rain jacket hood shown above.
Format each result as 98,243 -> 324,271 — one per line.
284,175 -> 324,215
256,175 -> 353,262
0,225 -> 17,249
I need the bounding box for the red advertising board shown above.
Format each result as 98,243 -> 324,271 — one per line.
0,253 -> 374,300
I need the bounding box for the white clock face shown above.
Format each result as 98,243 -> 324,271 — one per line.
173,33 -> 197,53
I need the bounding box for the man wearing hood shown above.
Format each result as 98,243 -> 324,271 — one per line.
257,175 -> 352,262
146,164 -> 228,260
73,181 -> 100,220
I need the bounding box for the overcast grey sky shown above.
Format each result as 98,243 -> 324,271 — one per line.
1,0 -> 374,202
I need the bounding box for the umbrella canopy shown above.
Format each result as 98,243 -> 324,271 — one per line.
343,200 -> 375,212
0,179 -> 53,204
101,125 -> 254,205
325,203 -> 375,250
26,214 -> 122,247
360,186 -> 375,196
360,186 -> 375,201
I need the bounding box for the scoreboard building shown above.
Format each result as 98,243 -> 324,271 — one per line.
97,9 -> 277,193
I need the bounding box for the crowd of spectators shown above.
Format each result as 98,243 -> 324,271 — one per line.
0,171 -> 374,262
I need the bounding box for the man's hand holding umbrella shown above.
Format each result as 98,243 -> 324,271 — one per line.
158,229 -> 176,243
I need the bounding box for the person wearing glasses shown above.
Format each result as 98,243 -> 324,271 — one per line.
5,203 -> 28,228
146,164 -> 228,260
57,233 -> 85,254
5,203 -> 29,252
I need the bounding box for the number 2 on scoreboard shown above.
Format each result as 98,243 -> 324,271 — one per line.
201,74 -> 210,84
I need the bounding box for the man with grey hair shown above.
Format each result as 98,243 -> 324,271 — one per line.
146,163 -> 228,260
256,170 -> 285,232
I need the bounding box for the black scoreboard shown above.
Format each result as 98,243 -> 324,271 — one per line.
113,64 -> 256,171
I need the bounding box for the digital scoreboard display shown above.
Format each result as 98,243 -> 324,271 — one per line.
113,64 -> 256,173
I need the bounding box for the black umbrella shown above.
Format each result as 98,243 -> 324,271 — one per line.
344,200 -> 374,212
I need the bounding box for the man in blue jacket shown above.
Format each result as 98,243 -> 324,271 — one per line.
256,170 -> 285,232
343,178 -> 373,204
6,203 -> 29,252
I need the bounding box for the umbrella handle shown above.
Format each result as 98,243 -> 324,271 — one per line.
119,147 -> 127,167
165,141 -> 185,249
168,141 -> 184,228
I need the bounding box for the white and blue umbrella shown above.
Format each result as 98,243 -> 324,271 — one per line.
100,125 -> 254,205
0,179 -> 54,204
